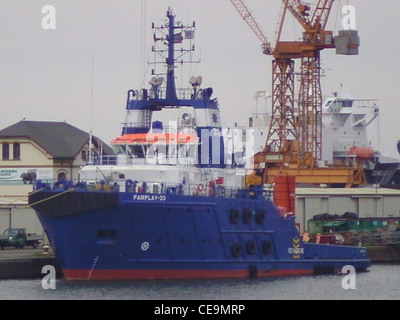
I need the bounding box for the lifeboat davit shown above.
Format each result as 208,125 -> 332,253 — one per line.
348,147 -> 374,160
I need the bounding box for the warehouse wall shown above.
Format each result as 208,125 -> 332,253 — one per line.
0,207 -> 44,239
295,188 -> 400,232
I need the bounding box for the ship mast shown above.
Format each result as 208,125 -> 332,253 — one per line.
166,8 -> 178,100
150,7 -> 197,103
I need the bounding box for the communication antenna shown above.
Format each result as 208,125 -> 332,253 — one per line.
141,0 -> 147,85
89,46 -> 94,164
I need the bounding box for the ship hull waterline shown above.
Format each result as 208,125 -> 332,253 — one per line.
31,190 -> 371,281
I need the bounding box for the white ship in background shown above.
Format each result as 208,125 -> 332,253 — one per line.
230,91 -> 400,186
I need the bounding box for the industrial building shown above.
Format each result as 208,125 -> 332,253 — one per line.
295,187 -> 400,232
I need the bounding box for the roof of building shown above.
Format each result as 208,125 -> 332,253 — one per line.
0,120 -> 114,158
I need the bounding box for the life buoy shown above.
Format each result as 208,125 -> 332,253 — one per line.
246,241 -> 256,255
255,210 -> 266,224
197,184 -> 204,192
230,209 -> 240,224
242,209 -> 252,224
262,240 -> 272,255
231,243 -> 242,258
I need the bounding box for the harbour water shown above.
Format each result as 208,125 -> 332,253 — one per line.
0,264 -> 398,300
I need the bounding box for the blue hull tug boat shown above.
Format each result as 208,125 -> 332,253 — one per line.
29,8 -> 370,280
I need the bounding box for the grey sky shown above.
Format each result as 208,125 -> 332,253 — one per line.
0,0 -> 399,158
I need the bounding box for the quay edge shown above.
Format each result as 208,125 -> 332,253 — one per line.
0,250 -> 62,280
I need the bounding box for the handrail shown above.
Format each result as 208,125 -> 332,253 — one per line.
32,179 -> 269,201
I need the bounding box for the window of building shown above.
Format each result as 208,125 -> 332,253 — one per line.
81,150 -> 87,161
13,143 -> 20,160
2,143 -> 9,160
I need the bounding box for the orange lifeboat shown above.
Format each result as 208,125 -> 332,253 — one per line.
111,133 -> 198,145
348,147 -> 374,160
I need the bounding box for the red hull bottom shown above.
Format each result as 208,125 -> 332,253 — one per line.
62,268 -> 315,281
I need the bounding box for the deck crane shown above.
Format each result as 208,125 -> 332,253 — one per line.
231,0 -> 363,187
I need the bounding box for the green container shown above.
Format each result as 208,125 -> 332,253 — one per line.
307,220 -> 325,235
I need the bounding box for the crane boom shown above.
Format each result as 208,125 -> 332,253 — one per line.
284,0 -> 335,44
231,0 -> 364,187
311,0 -> 335,31
230,0 -> 274,55
284,0 -> 311,31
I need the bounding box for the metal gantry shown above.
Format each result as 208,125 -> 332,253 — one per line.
231,0 -> 363,187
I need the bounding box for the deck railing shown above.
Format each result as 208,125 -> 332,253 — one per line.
33,179 -> 271,201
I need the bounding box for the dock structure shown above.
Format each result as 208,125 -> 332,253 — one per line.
0,247 -> 61,279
